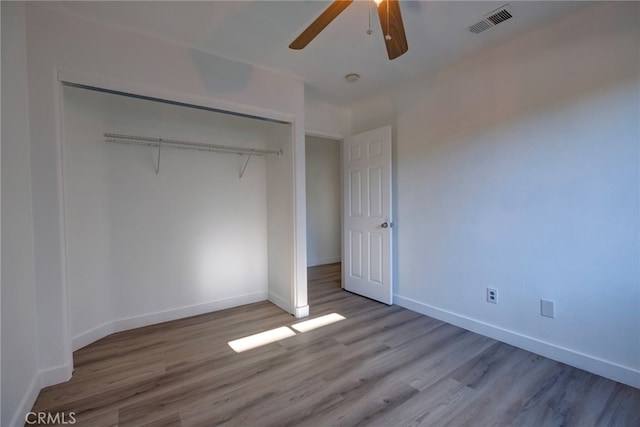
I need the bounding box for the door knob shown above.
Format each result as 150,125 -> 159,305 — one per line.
381,222 -> 389,228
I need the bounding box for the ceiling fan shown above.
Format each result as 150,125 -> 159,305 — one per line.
289,0 -> 408,60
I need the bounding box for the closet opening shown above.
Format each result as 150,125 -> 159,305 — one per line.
61,83 -> 297,351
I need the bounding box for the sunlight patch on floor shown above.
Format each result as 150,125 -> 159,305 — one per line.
228,326 -> 296,353
228,313 -> 346,353
291,313 -> 346,333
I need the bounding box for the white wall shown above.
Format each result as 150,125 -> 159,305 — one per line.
305,94 -> 351,139
22,1 -> 307,394
63,86 -> 291,349
1,3 -> 41,426
306,136 -> 342,267
351,1 -> 640,387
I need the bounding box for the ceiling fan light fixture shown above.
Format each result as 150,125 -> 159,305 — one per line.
345,73 -> 360,83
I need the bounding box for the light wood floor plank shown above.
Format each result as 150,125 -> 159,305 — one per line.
29,263 -> 639,426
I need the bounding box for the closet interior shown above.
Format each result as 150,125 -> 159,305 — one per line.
62,84 -> 294,350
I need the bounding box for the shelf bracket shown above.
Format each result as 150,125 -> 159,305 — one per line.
239,153 -> 253,178
155,140 -> 162,174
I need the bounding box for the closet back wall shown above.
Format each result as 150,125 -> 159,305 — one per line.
63,86 -> 285,349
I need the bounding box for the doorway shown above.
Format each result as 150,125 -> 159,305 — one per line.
305,135 -> 342,267
305,126 -> 394,306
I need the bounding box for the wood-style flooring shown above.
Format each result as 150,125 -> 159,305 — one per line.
31,263 -> 639,426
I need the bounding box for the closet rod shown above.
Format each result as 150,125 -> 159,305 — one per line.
104,133 -> 283,157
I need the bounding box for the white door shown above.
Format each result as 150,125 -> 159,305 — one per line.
343,125 -> 393,304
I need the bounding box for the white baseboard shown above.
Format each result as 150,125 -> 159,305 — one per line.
8,373 -> 40,427
39,362 -> 73,388
394,295 -> 640,389
7,362 -> 71,427
72,321 -> 116,352
268,292 -> 309,318
269,291 -> 292,314
307,256 -> 341,267
294,305 -> 310,318
72,292 -> 268,351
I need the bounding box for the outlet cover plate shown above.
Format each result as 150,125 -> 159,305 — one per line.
487,288 -> 498,304
541,299 -> 555,318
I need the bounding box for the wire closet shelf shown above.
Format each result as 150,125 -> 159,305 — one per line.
104,132 -> 283,177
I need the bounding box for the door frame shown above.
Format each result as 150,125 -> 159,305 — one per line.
305,126 -> 394,301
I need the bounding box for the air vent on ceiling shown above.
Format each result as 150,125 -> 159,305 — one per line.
469,4 -> 514,34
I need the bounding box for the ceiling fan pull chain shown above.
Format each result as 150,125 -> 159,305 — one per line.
367,0 -> 373,35
385,0 -> 392,41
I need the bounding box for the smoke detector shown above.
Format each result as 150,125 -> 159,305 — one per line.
469,4 -> 514,34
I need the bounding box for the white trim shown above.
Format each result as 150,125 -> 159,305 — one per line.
290,119 -> 298,316
72,321 -> 116,353
291,119 -> 308,318
54,73 -> 74,367
39,362 -> 73,388
394,295 -> 640,389
56,69 -> 296,125
295,305 -> 310,318
72,292 -> 268,351
8,374 -> 40,427
10,363 -> 72,426
305,130 -> 344,141
308,256 -> 342,267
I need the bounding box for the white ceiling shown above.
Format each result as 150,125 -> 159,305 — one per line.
45,1 -> 591,107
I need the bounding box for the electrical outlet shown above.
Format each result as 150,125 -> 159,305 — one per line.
487,288 -> 498,304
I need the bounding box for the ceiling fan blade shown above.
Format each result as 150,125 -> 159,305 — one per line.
377,0 -> 408,60
289,0 -> 354,50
